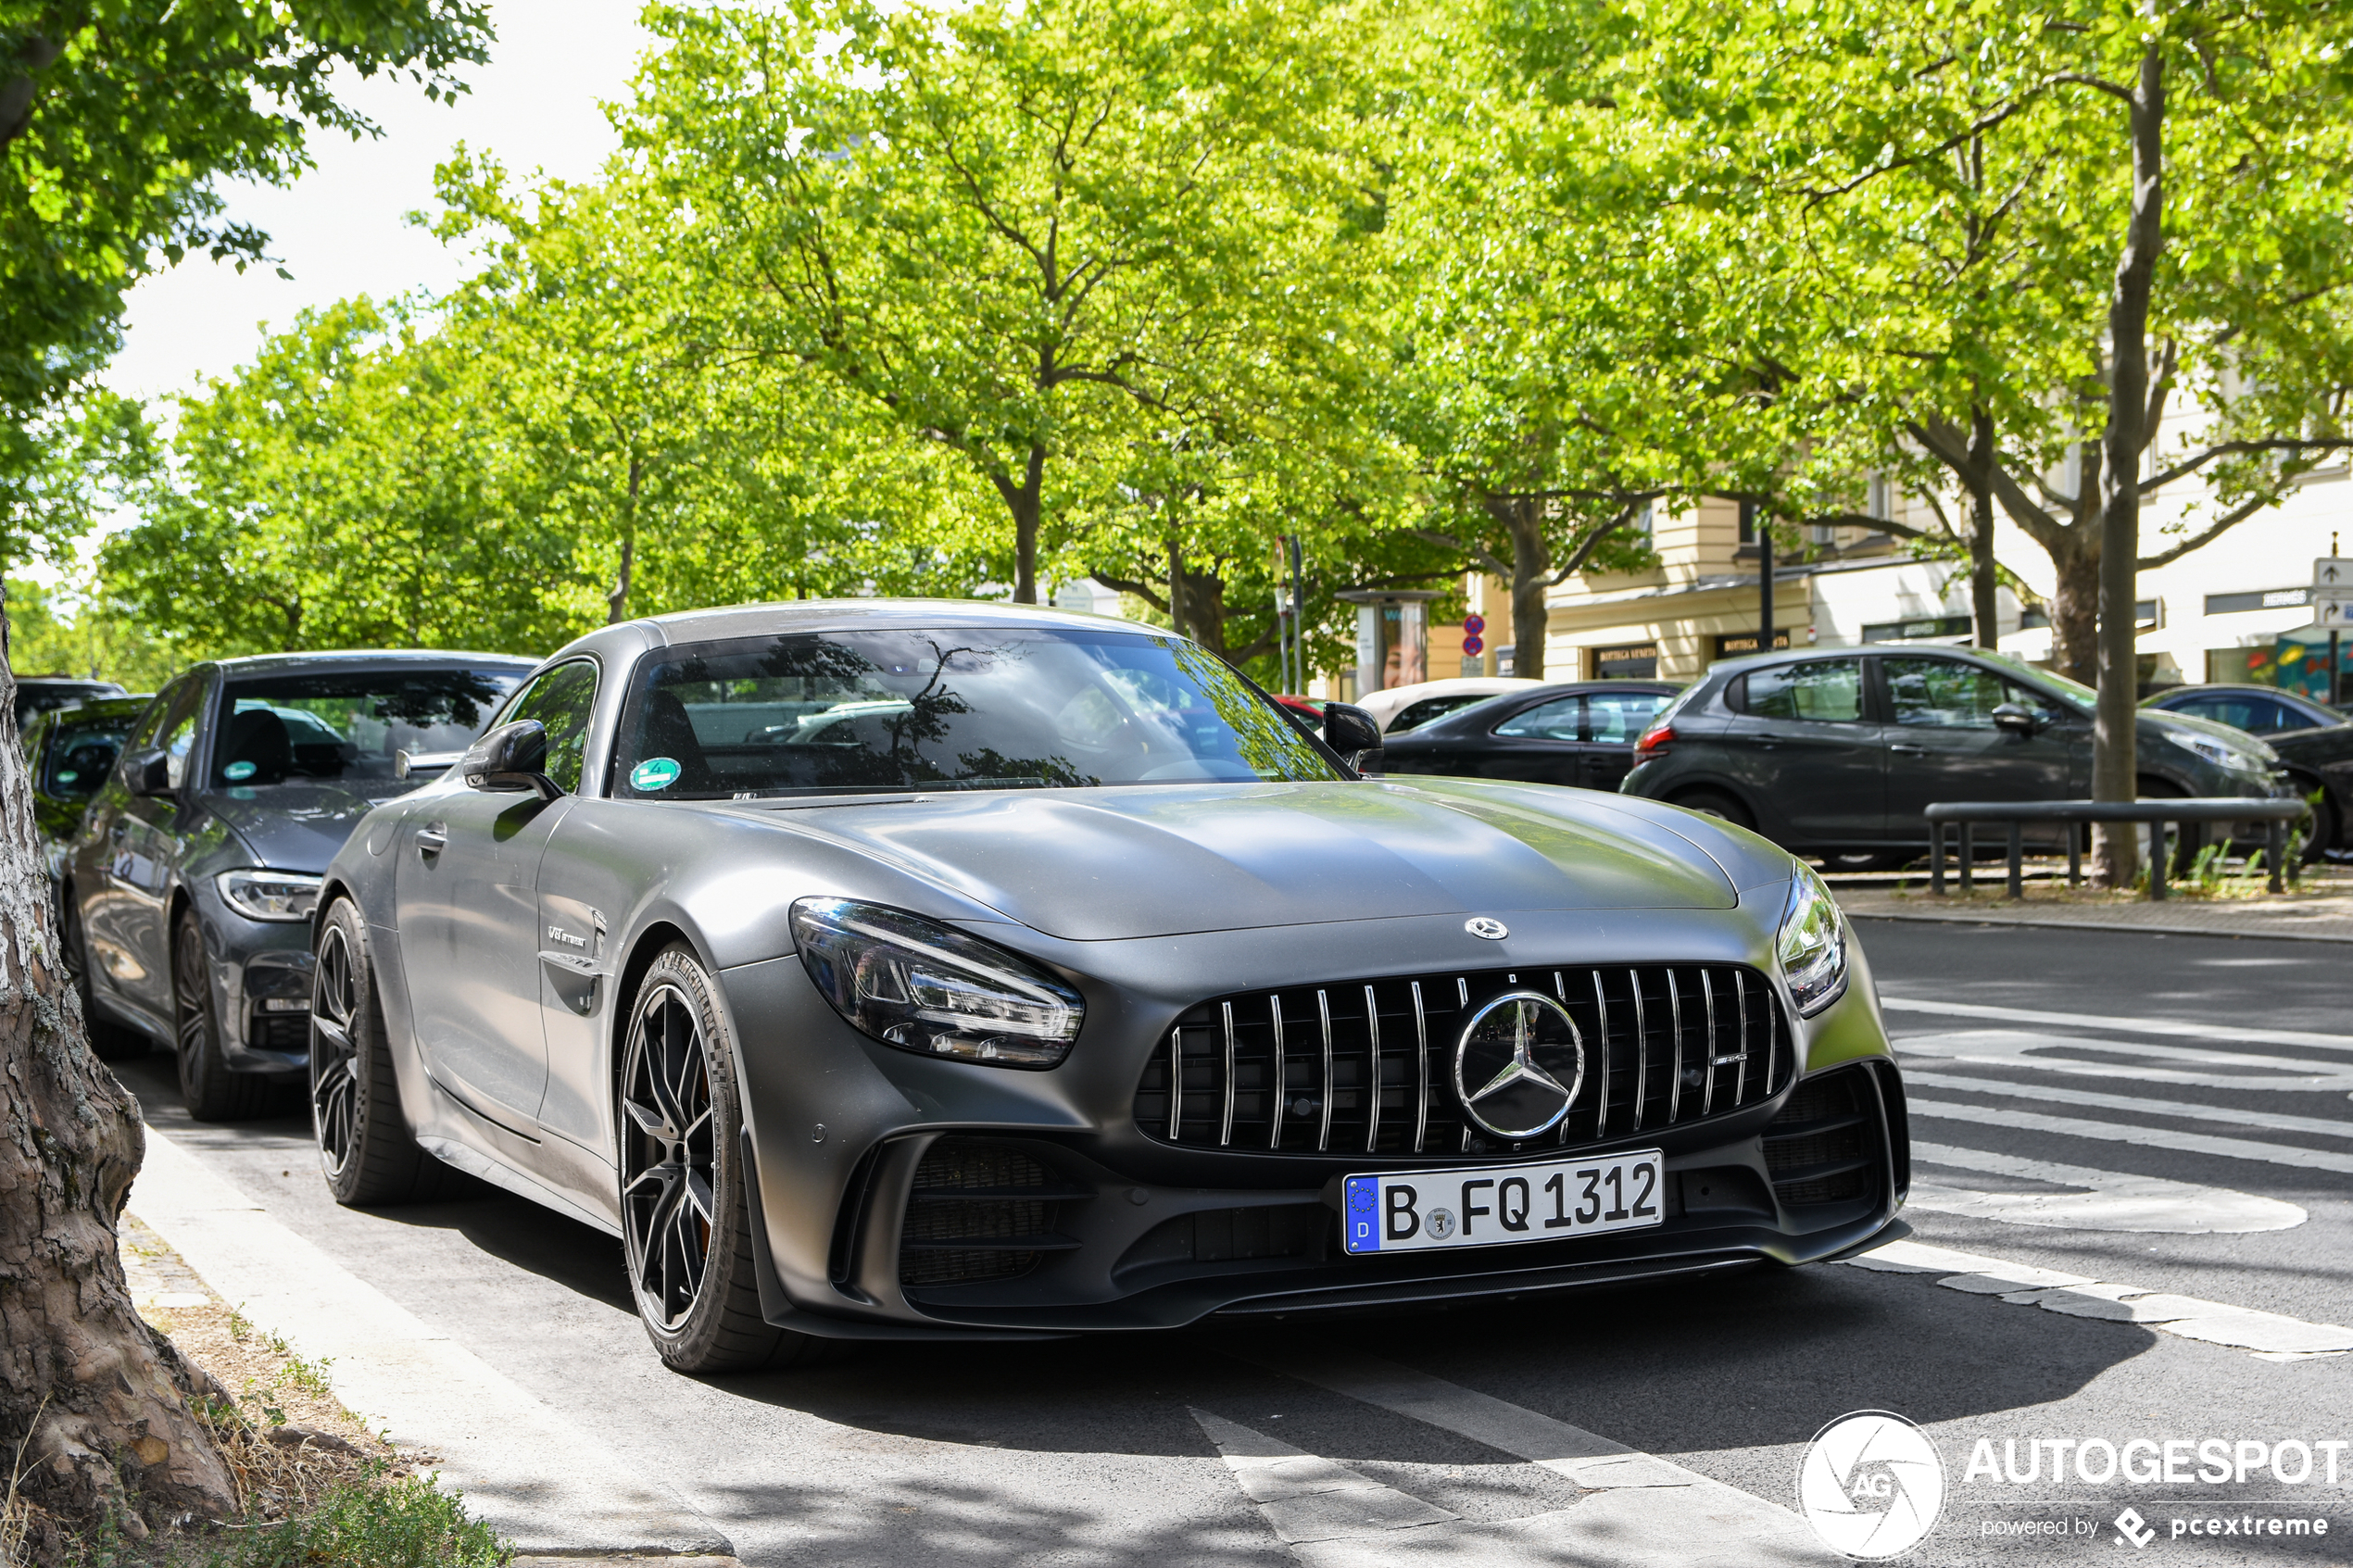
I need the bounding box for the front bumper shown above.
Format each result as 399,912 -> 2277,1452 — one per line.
726,897 -> 1909,1337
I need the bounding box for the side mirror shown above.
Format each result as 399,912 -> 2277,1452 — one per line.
129,748 -> 172,797
1323,702 -> 1384,776
460,721 -> 560,800
1991,703 -> 2040,736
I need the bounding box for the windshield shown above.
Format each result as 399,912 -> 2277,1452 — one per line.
1969,649 -> 2095,714
611,627 -> 1340,799
212,669 -> 525,793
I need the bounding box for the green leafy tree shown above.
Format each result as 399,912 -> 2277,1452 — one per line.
628,0 -> 1378,604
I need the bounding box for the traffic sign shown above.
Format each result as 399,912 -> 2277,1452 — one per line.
1462,634 -> 1484,657
2316,558 -> 2352,588
1464,613 -> 1486,635
2319,598 -> 2353,627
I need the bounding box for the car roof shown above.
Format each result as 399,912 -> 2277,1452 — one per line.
208,649 -> 542,675
633,598 -> 1135,646
2146,684 -> 2319,702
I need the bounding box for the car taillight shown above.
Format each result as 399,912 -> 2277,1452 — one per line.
1634,718 -> 1674,757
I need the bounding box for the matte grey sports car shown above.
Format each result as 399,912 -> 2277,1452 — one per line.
312,601 -> 1911,1371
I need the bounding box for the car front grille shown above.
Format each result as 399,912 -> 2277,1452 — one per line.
1132,963 -> 1792,1159
898,1138 -> 1083,1290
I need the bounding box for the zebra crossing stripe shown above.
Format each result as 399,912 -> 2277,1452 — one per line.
1880,997 -> 2353,1053
1903,1068 -> 2353,1141
1906,1097 -> 2353,1174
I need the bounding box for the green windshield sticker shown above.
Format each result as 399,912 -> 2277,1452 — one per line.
223,759 -> 257,781
631,757 -> 682,792
55,770 -> 76,784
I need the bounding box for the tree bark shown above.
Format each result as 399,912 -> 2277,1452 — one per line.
2093,42 -> 2166,885
2048,537 -> 2101,689
1486,495 -> 1552,682
991,445 -> 1047,604
606,455 -> 643,625
0,594 -> 236,1532
1968,408 -> 2000,647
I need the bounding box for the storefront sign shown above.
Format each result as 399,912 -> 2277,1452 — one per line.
1714,630 -> 1793,658
1594,642 -> 1659,677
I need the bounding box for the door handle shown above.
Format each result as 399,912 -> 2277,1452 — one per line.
1888,744 -> 1927,755
414,823 -> 448,856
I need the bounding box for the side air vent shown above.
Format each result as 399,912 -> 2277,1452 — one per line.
898,1138 -> 1085,1291
1762,1066 -> 1881,1210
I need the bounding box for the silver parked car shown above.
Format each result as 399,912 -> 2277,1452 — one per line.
310,601 -> 1910,1370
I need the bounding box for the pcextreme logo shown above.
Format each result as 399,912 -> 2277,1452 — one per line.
1797,1411 -> 1947,1561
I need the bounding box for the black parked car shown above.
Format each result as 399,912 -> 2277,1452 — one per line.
26,692 -> 152,884
17,675 -> 128,721
1381,682 -> 1680,793
2142,684 -> 2353,850
64,650 -> 535,1117
1620,647 -> 2284,865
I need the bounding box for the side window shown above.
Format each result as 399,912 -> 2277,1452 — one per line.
1743,660 -> 1864,723
140,678 -> 209,791
1884,659 -> 2008,729
1388,697 -> 1458,734
1495,696 -> 1583,741
1585,689 -> 1667,743
505,661 -> 598,794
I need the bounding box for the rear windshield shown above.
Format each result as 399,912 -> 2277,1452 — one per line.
611,627 -> 1339,798
212,670 -> 525,792
42,713 -> 136,800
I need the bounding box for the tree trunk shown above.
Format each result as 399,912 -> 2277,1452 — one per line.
1489,495 -> 1552,683
2092,42 -> 2166,886
607,455 -> 643,624
0,595 -> 236,1533
992,445 -> 1047,605
2048,540 -> 2100,689
1968,408 -> 2000,648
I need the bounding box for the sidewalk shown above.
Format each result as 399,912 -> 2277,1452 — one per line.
1829,862 -> 2353,943
124,1124 -> 738,1560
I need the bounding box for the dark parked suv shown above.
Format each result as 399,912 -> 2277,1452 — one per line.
1620,646 -> 2284,862
64,650 -> 535,1118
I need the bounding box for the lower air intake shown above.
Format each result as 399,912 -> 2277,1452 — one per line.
898,1138 -> 1080,1290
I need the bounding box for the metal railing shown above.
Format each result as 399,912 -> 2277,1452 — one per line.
1924,798 -> 2311,900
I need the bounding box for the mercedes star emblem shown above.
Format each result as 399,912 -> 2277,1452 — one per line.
1465,917 -> 1509,940
1453,991 -> 1584,1139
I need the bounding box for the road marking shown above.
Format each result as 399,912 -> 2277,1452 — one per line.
1908,1097 -> 2353,1173
1896,1028 -> 2353,1091
129,1124 -> 727,1556
1191,1409 -> 1456,1545
1881,996 -> 2353,1053
1903,1067 -> 2353,1139
1239,1348 -> 1839,1564
1846,1237 -> 2353,1361
1909,1141 -> 2305,1233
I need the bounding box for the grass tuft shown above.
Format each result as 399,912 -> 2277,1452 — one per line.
206,1478 -> 508,1568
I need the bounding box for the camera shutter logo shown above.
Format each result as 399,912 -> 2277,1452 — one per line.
1795,1411 -> 1944,1561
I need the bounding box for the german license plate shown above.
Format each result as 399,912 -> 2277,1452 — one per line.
1340,1149 -> 1665,1256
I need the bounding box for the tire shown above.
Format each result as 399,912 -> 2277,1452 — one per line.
618,943 -> 805,1374
1670,788 -> 1755,832
173,908 -> 268,1122
1819,852 -> 1912,873
310,898 -> 462,1205
64,897 -> 145,1061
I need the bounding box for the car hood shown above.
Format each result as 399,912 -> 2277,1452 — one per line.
199,782 -> 414,872
2138,709 -> 2281,766
759,779 -> 1743,940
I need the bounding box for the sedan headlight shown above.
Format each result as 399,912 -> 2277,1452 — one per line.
1777,862 -> 1847,1017
2169,732 -> 2262,774
790,897 -> 1083,1069
216,869 -> 323,923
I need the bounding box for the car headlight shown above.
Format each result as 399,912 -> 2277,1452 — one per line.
1777,863 -> 1847,1017
790,897 -> 1083,1069
216,869 -> 323,923
2169,732 -> 2264,775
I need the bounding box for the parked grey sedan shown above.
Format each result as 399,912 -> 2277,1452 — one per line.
311,600 -> 1910,1371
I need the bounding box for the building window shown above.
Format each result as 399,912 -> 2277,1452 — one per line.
1861,615 -> 1974,643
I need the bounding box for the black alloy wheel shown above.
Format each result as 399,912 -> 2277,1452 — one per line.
617,944 -> 803,1374
63,897 -> 144,1061
308,898 -> 459,1206
173,909 -> 266,1122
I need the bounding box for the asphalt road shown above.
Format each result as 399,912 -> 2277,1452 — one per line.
117,919 -> 2353,1567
